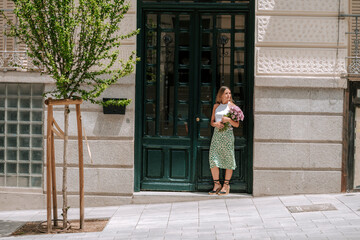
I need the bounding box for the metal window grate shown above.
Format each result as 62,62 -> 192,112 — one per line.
343,0 -> 360,74
0,7 -> 42,71
0,83 -> 44,188
343,14 -> 360,74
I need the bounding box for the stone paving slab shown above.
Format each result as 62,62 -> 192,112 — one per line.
0,193 -> 359,239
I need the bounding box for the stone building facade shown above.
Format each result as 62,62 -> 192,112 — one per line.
253,0 -> 347,195
0,0 -> 356,210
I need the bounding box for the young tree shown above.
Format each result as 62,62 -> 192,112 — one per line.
2,0 -> 138,229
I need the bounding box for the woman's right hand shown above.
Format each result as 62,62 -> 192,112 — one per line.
214,121 -> 224,129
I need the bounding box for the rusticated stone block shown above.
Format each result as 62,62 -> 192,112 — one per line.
255,76 -> 347,89
257,0 -> 347,13
45,139 -> 134,166
255,87 -> 343,113
127,0 -> 136,13
253,170 -> 341,196
0,192 -> 45,210
118,13 -> 137,44
254,142 -> 342,169
254,114 -> 343,141
0,71 -> 53,83
257,16 -> 346,44
44,167 -> 134,194
44,110 -> 134,138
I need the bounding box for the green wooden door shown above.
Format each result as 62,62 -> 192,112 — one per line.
136,7 -> 253,192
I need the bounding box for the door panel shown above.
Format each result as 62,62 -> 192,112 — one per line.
170,149 -> 190,179
142,12 -> 195,191
141,10 -> 250,192
144,148 -> 164,178
196,12 -> 248,191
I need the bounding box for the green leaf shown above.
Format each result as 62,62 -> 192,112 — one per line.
5,0 -> 138,104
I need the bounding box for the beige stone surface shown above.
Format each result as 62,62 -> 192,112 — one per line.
44,74 -> 136,93
44,110 -> 134,138
257,16 -> 346,45
0,71 -> 53,83
0,192 -> 45,210
117,45 -> 137,62
45,139 -> 134,166
44,82 -> 136,111
44,167 -> 134,194
255,87 -> 344,113
253,170 -> 341,196
118,13 -> 137,44
257,0 -> 347,13
254,142 -> 342,169
254,114 -> 343,141
255,76 -> 347,89
128,0 -> 136,13
256,47 -> 346,75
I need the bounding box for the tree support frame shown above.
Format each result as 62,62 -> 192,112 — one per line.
44,98 -> 84,233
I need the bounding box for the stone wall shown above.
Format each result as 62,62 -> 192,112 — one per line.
0,0 -> 351,209
0,0 -> 137,210
43,0 -> 138,207
253,0 -> 348,196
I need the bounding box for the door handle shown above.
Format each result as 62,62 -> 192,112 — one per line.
196,117 -> 200,122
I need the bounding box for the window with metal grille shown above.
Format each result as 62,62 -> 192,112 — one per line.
350,0 -> 360,63
0,83 -> 44,188
0,0 -> 38,70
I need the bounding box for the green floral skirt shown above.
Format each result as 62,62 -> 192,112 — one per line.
209,127 -> 236,170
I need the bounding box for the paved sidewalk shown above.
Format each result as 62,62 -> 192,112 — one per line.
0,193 -> 359,239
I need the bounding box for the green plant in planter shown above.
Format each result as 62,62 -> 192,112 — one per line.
2,0 -> 139,229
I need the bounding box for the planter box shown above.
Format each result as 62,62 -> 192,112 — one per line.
102,98 -> 126,115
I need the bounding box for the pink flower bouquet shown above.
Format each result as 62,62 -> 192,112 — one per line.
220,105 -> 244,132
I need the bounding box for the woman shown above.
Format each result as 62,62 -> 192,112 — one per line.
209,86 -> 239,195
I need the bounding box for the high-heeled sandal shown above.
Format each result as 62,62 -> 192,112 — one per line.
209,180 -> 221,195
218,179 -> 230,195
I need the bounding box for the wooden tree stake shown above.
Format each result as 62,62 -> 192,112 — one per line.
45,98 -> 84,233
76,104 -> 84,229
46,104 -> 53,233
51,130 -> 58,227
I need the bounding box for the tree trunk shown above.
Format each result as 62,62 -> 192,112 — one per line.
62,105 -> 69,229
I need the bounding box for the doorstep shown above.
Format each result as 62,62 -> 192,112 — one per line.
132,191 -> 252,204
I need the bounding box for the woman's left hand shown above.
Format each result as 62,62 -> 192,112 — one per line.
222,116 -> 230,123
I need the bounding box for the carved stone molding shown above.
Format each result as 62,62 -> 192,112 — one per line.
257,16 -> 346,44
255,76 -> 347,89
258,0 -> 347,13
256,48 -> 346,75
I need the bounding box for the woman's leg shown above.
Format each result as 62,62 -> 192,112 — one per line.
221,169 -> 233,192
210,167 -> 221,191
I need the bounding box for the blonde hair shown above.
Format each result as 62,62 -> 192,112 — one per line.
215,86 -> 233,104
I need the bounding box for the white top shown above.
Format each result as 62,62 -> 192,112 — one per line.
215,103 -> 230,122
